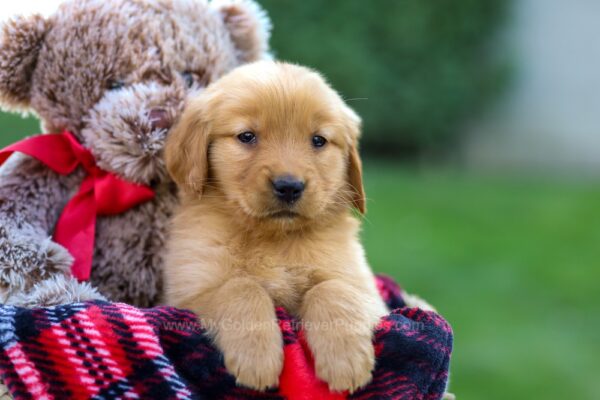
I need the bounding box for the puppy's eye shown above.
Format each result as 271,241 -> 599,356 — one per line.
312,135 -> 328,148
107,79 -> 126,91
181,71 -> 195,88
237,131 -> 257,144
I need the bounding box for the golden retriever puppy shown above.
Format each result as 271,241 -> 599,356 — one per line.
163,61 -> 388,393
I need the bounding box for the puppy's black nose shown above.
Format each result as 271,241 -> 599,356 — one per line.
272,176 -> 305,204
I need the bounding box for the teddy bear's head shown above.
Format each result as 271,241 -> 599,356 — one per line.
0,0 -> 271,185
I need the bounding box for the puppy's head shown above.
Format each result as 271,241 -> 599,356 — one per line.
166,61 -> 365,227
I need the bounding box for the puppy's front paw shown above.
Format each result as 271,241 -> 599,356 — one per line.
311,332 -> 375,393
221,328 -> 284,391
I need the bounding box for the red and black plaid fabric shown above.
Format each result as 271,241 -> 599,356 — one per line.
0,276 -> 452,400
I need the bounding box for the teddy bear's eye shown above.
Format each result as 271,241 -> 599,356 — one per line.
181,71 -> 195,88
107,79 -> 126,91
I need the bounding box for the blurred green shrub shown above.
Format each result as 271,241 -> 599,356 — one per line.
260,0 -> 509,153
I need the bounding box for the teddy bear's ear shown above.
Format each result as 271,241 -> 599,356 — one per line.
0,14 -> 50,111
212,0 -> 272,63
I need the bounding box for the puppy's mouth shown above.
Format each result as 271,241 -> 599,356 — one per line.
269,210 -> 300,219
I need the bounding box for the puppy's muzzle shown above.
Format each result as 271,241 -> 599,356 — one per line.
272,176 -> 305,205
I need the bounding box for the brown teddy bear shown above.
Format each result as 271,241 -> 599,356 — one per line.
0,0 -> 271,308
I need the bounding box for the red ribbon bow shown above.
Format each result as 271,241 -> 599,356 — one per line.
0,132 -> 155,281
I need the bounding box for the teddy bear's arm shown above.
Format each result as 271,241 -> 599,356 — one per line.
0,153 -> 86,303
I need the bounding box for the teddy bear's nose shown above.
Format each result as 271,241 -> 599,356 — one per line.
148,108 -> 172,131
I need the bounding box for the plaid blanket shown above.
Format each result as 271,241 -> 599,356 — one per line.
0,276 -> 452,400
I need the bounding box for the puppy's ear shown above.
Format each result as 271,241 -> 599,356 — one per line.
0,15 -> 50,111
165,98 -> 210,197
348,143 -> 366,214
343,105 -> 366,214
212,0 -> 272,63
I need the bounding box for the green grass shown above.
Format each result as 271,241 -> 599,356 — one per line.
0,112 -> 40,147
362,164 -> 600,400
1,111 -> 599,399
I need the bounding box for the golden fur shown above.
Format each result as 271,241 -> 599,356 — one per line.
163,61 -> 388,393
